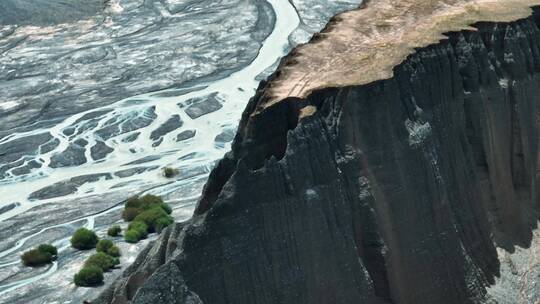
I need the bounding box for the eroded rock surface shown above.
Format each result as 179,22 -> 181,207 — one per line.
97,6 -> 540,304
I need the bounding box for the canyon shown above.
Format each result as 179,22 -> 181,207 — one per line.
95,1 -> 540,304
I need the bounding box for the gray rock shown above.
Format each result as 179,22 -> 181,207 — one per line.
90,141 -> 114,160
0,202 -> 20,215
122,132 -> 140,143
152,138 -> 163,147
114,166 -> 158,178
96,106 -> 157,141
213,128 -> 235,147
29,173 -> 111,200
150,115 -> 183,141
0,133 -> 51,164
49,143 -> 86,168
0,0 -> 105,26
182,93 -> 223,119
176,130 -> 196,142
11,159 -> 41,176
73,138 -> 88,147
124,155 -> 161,166
40,138 -> 60,154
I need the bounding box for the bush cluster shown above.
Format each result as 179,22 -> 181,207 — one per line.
21,244 -> 58,267
96,239 -> 121,257
71,228 -> 99,250
84,252 -> 119,271
121,195 -> 173,243
107,225 -> 122,237
74,265 -> 103,287
72,227 -> 123,287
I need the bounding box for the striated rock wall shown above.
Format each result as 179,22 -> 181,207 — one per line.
96,7 -> 540,304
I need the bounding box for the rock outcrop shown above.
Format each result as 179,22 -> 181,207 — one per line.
96,2 -> 540,304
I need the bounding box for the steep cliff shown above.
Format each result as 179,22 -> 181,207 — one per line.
96,2 -> 540,304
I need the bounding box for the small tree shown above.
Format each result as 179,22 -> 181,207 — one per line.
21,243 -> 58,267
96,239 -> 114,254
71,228 -> 99,250
134,208 -> 173,233
122,207 -> 140,221
128,221 -> 148,239
84,252 -> 119,272
74,266 -> 104,287
107,245 -> 121,257
155,216 -> 174,233
124,230 -> 140,243
107,225 -> 122,237
37,244 -> 58,256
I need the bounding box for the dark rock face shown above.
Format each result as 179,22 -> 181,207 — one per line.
96,13 -> 540,304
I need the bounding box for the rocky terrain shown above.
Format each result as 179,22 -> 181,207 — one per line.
95,1 -> 540,304
0,0 -> 363,303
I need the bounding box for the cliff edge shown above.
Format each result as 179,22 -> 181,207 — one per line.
95,1 -> 540,303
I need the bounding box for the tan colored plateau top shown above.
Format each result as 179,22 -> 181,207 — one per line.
264,0 -> 540,108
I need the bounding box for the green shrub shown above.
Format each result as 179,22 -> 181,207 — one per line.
134,208 -> 173,233
155,216 -> 174,233
124,196 -> 142,208
157,202 -> 172,215
124,230 -> 140,243
71,228 -> 98,250
21,243 -> 58,267
122,207 -> 140,221
122,195 -> 173,236
123,195 -> 170,218
128,221 -> 148,239
84,252 -> 119,271
21,249 -> 52,267
163,167 -> 178,178
107,225 -> 122,237
74,266 -> 103,287
107,245 -> 121,257
96,239 -> 114,254
37,244 -> 58,256
125,194 -> 161,209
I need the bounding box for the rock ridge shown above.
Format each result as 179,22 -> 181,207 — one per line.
95,4 -> 540,304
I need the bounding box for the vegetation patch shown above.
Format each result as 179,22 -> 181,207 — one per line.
124,229 -> 141,243
121,194 -> 174,243
96,239 -> 113,253
21,244 -> 58,267
74,266 -> 104,287
84,252 -> 119,272
71,228 -> 99,250
134,207 -> 174,233
107,225 -> 122,237
107,245 -> 121,257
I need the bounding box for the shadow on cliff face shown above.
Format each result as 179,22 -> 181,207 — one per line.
96,7 -> 540,304
0,0 -> 105,26
189,14 -> 540,303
